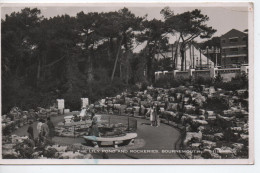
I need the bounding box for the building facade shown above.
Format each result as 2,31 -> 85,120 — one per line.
220,29 -> 248,67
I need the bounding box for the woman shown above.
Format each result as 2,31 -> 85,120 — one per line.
146,105 -> 156,126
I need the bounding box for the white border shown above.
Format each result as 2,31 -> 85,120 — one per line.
0,1 -> 254,165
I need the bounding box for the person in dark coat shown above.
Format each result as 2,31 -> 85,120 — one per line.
47,117 -> 55,140
27,121 -> 34,140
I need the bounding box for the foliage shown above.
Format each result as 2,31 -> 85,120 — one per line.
162,8 -> 216,71
1,7 -> 217,113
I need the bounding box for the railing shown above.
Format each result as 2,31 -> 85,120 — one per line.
216,68 -> 240,74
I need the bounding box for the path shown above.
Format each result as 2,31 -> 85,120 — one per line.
12,113 -> 181,159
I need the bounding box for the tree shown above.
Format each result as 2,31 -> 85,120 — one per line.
162,8 -> 216,71
136,19 -> 169,82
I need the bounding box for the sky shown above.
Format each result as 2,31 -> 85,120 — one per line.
1,3 -> 250,41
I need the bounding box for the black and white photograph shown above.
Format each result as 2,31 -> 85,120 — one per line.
0,2 -> 254,164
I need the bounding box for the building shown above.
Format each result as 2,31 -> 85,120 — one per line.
154,42 -> 214,71
220,29 -> 248,67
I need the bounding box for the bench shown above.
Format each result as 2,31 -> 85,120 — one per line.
83,133 -> 137,148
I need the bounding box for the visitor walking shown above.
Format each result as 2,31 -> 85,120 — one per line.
47,117 -> 55,141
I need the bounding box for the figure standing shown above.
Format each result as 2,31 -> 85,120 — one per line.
36,119 -> 43,139
47,117 -> 55,141
27,121 -> 34,140
41,119 -> 49,143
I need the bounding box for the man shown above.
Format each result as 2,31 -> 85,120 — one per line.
47,117 -> 55,141
27,121 -> 34,140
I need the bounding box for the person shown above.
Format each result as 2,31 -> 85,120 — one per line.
146,105 -> 156,126
156,105 -> 161,127
89,118 -> 100,137
47,117 -> 55,141
27,121 -> 34,140
41,119 -> 49,143
36,119 -> 43,138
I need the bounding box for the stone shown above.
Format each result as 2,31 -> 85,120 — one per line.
184,105 -> 196,114
202,140 -> 217,149
202,149 -> 215,159
197,126 -> 205,131
214,147 -> 234,158
230,127 -> 243,132
199,109 -> 206,115
232,143 -> 244,151
191,143 -> 202,149
199,115 -> 206,120
214,133 -> 224,140
183,131 -> 202,146
192,119 -> 208,126
203,134 -> 215,141
168,103 -> 178,111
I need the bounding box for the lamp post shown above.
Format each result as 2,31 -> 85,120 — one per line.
214,47 -> 220,67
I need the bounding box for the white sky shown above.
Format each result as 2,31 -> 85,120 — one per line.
1,3 -> 249,42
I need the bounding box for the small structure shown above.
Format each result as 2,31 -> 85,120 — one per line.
81,98 -> 89,108
57,99 -> 65,114
83,133 -> 137,148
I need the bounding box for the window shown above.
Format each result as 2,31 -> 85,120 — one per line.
222,39 -> 226,43
229,38 -> 238,43
231,57 -> 239,63
230,48 -> 238,52
242,36 -> 247,41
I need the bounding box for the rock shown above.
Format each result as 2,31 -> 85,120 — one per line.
197,126 -> 205,131
240,134 -> 249,141
183,131 -> 202,146
192,119 -> 208,126
202,140 -> 217,149
201,149 -> 213,159
214,147 -> 234,158
232,143 -> 244,151
230,127 -> 243,132
199,115 -> 206,120
199,109 -> 206,115
214,133 -> 224,140
47,145 -> 68,152
184,105 -> 196,114
206,111 -> 214,117
191,143 -> 202,149
58,151 -> 90,159
168,103 -> 178,111
201,149 -> 221,159
203,134 -> 215,141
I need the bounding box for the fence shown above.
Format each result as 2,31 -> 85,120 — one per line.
155,65 -> 248,82
99,115 -> 138,133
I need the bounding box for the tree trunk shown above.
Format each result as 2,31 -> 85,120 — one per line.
111,36 -> 123,82
36,56 -> 41,87
87,47 -> 94,83
180,49 -> 185,71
